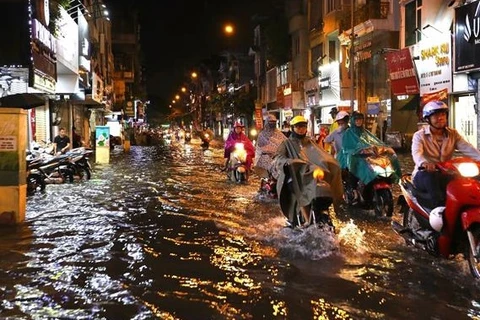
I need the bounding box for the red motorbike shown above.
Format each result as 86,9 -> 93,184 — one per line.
393,157 -> 480,278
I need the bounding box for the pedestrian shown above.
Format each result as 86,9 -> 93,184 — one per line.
324,107 -> 339,154
53,127 -> 71,155
72,126 -> 83,148
281,120 -> 291,138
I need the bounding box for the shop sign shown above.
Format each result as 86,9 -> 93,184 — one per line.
385,48 -> 419,95
454,1 -> 480,72
417,38 -> 452,95
318,61 -> 341,106
33,72 -> 55,93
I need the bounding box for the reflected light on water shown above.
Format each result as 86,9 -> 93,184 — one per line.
311,298 -> 353,319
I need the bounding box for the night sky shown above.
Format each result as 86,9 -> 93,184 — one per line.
105,0 -> 265,116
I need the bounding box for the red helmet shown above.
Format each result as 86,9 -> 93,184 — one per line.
234,122 -> 244,128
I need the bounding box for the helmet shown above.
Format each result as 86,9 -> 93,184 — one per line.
329,107 -> 338,115
352,112 -> 365,120
335,111 -> 350,122
290,115 -> 308,126
429,206 -> 445,232
233,121 -> 244,128
423,101 -> 449,119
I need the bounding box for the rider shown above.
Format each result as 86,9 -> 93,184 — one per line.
339,111 -> 401,200
253,114 -> 286,179
274,115 -> 343,226
223,121 -> 255,170
324,110 -> 350,159
412,100 -> 480,214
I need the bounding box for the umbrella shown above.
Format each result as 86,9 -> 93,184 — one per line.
0,93 -> 45,109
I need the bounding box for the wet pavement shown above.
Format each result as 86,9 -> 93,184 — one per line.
1,139 -> 479,319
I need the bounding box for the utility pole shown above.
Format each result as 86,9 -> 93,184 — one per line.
350,0 -> 355,111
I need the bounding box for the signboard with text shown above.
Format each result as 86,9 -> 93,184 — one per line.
385,48 -> 420,96
455,1 -> 480,72
417,38 -> 452,95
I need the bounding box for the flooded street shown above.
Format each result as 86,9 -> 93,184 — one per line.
2,139 -> 480,319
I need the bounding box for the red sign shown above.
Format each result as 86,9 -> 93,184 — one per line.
385,48 -> 420,96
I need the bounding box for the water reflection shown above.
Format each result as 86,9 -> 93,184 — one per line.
0,142 -> 478,319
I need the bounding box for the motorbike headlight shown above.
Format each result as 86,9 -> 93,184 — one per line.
455,162 -> 479,177
372,164 -> 394,177
234,142 -> 245,151
313,168 -> 324,180
250,128 -> 257,137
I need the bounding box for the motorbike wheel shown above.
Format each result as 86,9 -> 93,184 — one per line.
27,174 -> 46,194
373,189 -> 394,217
60,167 -> 74,183
77,166 -> 92,181
466,225 -> 480,278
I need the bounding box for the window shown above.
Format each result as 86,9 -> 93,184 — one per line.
405,0 -> 422,46
329,40 -> 336,60
293,35 -> 300,57
277,63 -> 289,86
309,0 -> 323,31
311,44 -> 323,76
326,0 -> 340,14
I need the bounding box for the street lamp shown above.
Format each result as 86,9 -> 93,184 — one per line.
224,23 -> 234,36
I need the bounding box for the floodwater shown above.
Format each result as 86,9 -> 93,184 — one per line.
1,139 -> 480,320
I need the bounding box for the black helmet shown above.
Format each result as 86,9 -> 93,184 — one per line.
329,107 -> 338,115
352,111 -> 364,120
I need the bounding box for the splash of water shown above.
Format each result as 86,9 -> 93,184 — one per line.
337,219 -> 367,254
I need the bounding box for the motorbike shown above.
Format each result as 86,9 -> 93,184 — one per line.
256,151 -> 278,200
392,157 -> 480,278
185,131 -> 192,143
26,153 -> 76,194
226,142 -> 249,183
200,133 -> 210,150
67,147 -> 93,181
342,146 -> 397,217
279,161 -> 334,229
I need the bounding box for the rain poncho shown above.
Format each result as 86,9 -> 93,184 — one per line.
274,134 -> 344,221
224,130 -> 255,168
339,117 -> 401,185
254,122 -> 287,177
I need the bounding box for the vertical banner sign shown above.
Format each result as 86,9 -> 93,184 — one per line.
385,48 -> 420,95
454,1 -> 480,72
95,126 -> 110,148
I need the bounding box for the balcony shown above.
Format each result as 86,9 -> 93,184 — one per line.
339,1 -> 389,32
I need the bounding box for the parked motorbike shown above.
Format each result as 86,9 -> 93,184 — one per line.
226,142 -> 249,183
67,147 -> 93,181
343,146 -> 397,216
26,153 -> 75,194
393,157 -> 480,278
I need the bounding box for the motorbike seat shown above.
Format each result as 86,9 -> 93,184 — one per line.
401,174 -> 434,212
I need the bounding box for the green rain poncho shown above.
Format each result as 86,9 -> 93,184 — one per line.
338,117 -> 402,185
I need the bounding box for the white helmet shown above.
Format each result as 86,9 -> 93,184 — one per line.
335,111 -> 350,122
429,206 -> 445,232
422,101 -> 449,119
